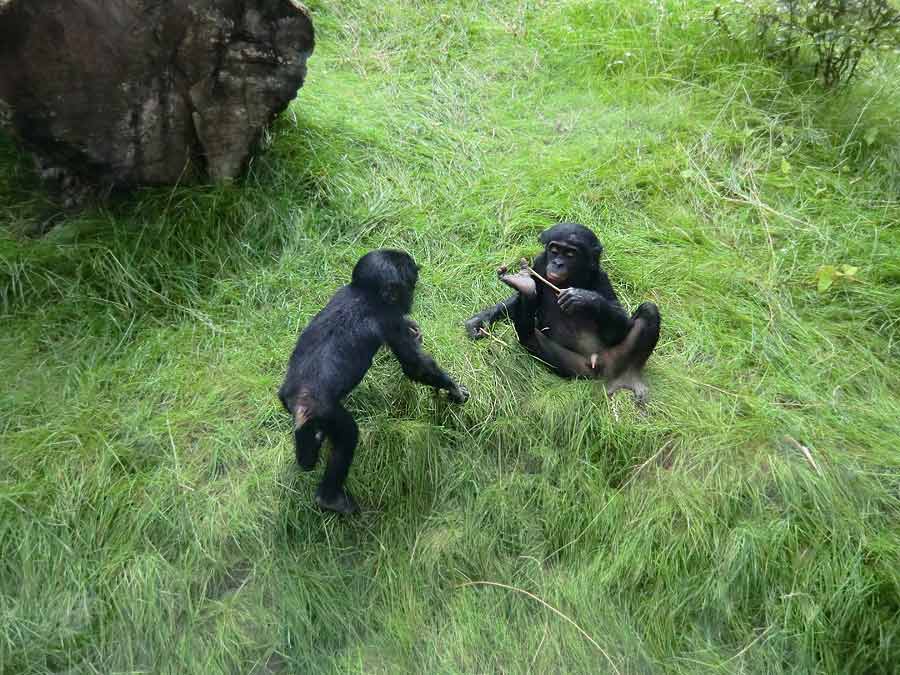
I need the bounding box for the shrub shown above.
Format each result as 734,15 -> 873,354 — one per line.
716,0 -> 900,87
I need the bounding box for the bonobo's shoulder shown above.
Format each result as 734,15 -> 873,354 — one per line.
371,307 -> 407,338
306,286 -> 361,325
323,285 -> 367,310
331,285 -> 354,301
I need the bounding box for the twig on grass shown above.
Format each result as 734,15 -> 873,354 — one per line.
784,435 -> 823,475
545,441 -> 672,561
457,580 -> 620,674
477,327 -> 509,348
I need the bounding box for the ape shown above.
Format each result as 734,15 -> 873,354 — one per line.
464,223 -> 660,401
279,249 -> 469,514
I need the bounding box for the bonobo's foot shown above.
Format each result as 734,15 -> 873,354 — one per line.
315,487 -> 359,515
606,370 -> 649,405
464,314 -> 489,340
497,264 -> 537,297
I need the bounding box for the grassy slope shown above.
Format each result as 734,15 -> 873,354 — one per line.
1,1 -> 899,672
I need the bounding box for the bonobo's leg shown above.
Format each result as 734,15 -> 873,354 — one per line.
604,302 -> 661,404
465,264 -> 536,339
498,263 -> 537,297
628,302 -> 661,371
295,426 -> 324,471
314,404 -> 360,514
508,284 -> 540,347
602,302 -> 661,377
506,293 -> 594,378
465,294 -> 519,339
533,330 -> 595,378
292,403 -> 325,470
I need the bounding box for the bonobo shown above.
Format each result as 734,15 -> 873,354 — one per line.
465,223 -> 660,402
279,249 -> 469,514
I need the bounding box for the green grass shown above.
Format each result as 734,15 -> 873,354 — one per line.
2,1 -> 899,672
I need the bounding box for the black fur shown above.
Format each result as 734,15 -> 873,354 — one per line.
465,223 -> 660,399
280,249 -> 468,513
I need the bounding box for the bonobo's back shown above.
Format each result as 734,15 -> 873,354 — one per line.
281,286 -> 385,403
277,248 -> 467,515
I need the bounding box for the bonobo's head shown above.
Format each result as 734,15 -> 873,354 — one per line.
351,249 -> 420,313
538,222 -> 603,288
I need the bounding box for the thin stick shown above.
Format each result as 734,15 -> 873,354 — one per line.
478,327 -> 509,348
720,625 -> 774,666
785,436 -> 823,476
482,326 -> 557,370
519,259 -> 562,295
457,580 -> 620,674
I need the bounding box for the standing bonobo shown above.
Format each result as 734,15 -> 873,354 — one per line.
280,249 -> 469,514
465,223 -> 660,401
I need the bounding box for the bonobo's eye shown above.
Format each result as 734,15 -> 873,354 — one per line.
549,246 -> 560,255
565,251 -> 575,258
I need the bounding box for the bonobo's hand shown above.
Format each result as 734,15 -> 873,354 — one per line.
405,317 -> 423,345
557,288 -> 599,314
464,314 -> 488,340
447,382 -> 470,404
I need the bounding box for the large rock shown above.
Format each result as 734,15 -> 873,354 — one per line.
0,0 -> 314,187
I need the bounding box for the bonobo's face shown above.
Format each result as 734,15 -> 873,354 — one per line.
544,240 -> 584,288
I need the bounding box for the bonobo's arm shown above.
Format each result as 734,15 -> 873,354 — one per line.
557,270 -> 631,342
385,318 -> 469,402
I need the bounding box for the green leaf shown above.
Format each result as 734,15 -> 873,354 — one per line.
863,128 -> 878,146
816,265 -> 836,293
780,157 -> 792,175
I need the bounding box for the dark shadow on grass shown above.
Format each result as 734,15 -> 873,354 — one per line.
0,115 -> 386,341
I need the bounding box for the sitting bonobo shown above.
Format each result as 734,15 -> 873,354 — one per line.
280,249 -> 469,514
464,222 -> 660,402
